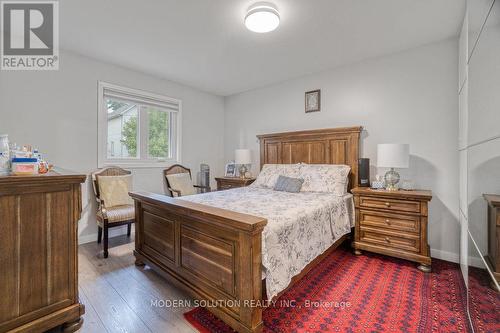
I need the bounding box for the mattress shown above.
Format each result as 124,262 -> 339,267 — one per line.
179,186 -> 354,298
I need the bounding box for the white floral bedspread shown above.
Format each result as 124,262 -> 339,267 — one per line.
179,187 -> 354,299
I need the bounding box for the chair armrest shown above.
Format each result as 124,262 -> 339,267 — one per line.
194,185 -> 211,193
96,198 -> 108,219
168,187 -> 182,197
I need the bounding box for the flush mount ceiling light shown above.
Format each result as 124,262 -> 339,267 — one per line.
245,2 -> 280,33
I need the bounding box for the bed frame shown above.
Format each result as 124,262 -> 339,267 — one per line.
130,126 -> 362,333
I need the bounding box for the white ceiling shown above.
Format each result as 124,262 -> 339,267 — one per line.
60,0 -> 465,96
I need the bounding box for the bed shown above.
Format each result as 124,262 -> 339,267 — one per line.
181,186 -> 355,299
129,126 -> 362,333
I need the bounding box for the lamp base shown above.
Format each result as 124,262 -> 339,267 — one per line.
384,168 -> 400,191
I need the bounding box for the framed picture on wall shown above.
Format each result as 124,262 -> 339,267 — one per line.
305,89 -> 321,113
224,162 -> 236,177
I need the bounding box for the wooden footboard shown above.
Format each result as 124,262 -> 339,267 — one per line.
129,191 -> 267,333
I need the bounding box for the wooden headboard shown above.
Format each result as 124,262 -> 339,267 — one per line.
257,126 -> 363,189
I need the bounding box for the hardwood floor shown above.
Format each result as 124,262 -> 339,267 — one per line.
76,234 -> 197,333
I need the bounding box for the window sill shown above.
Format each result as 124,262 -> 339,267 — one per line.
98,160 -> 179,169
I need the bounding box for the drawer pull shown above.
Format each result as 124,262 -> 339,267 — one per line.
385,237 -> 391,243
385,202 -> 391,207
385,219 -> 391,225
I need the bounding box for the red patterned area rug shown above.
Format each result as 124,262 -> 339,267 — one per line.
468,266 -> 500,333
184,247 -> 473,333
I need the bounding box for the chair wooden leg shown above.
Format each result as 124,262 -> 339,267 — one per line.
103,222 -> 109,258
127,223 -> 131,237
97,226 -> 102,244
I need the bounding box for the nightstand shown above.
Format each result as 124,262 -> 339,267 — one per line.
215,177 -> 256,191
484,194 -> 500,286
352,187 -> 433,272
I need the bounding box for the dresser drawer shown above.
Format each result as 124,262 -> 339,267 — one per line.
359,227 -> 420,253
359,210 -> 420,234
218,184 -> 241,190
359,196 -> 420,213
216,177 -> 255,191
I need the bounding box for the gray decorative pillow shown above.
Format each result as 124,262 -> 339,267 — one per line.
273,175 -> 304,193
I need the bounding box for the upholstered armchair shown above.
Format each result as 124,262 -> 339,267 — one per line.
164,164 -> 210,197
91,166 -> 135,258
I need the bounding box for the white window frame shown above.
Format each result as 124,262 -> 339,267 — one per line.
97,81 -> 182,168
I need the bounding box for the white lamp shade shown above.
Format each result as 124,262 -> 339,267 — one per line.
377,144 -> 409,168
235,149 -> 252,165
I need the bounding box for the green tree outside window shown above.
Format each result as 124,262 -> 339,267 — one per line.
121,108 -> 169,158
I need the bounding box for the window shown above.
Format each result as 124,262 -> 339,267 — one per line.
98,82 -> 181,167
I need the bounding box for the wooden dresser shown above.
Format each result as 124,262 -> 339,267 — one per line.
352,188 -> 433,272
484,194 -> 500,285
0,170 -> 86,333
215,177 -> 255,191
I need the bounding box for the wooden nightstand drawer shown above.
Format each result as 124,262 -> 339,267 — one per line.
359,210 -> 420,234
215,177 -> 256,191
359,227 -> 420,253
359,196 -> 420,213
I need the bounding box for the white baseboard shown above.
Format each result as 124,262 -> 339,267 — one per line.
78,225 -> 133,245
427,248 -> 485,268
430,248 -> 459,263
468,256 -> 486,269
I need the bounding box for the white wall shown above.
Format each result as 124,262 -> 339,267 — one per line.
224,39 -> 460,261
0,40 -> 462,261
0,50 -> 225,243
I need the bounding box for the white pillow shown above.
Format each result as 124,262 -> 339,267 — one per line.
298,164 -> 351,195
166,172 -> 197,197
98,174 -> 134,208
252,164 -> 301,188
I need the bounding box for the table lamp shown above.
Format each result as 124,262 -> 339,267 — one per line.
377,143 -> 409,191
235,149 -> 251,178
